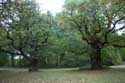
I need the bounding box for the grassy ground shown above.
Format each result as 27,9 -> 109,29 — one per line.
0,67 -> 125,83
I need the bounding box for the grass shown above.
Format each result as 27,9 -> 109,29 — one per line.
0,67 -> 125,83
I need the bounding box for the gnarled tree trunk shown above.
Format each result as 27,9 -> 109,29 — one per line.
29,57 -> 39,72
11,55 -> 15,67
90,48 -> 102,69
89,39 -> 103,70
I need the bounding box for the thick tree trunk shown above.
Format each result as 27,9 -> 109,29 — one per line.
18,56 -> 23,67
59,53 -> 65,66
11,55 -> 15,67
29,57 -> 39,72
91,48 -> 103,70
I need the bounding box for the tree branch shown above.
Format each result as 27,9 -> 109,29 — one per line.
111,17 -> 125,32
72,19 -> 89,42
112,25 -> 125,33
0,48 -> 15,55
111,44 -> 125,48
103,17 -> 125,45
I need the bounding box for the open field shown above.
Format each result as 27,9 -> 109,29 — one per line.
0,67 -> 125,83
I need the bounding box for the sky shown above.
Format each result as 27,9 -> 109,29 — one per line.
35,0 -> 65,14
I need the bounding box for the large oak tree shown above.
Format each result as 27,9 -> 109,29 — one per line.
0,0 -> 52,71
58,0 -> 125,69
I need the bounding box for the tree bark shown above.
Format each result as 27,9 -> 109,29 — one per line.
29,57 -> 39,72
11,55 -> 15,67
91,48 -> 103,70
59,53 -> 65,66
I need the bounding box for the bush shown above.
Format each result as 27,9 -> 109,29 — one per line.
102,47 -> 122,66
0,53 -> 9,66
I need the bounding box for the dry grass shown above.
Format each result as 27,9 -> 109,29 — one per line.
0,67 -> 125,83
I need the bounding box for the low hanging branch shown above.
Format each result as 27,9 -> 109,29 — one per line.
0,47 -> 16,55
111,44 -> 125,48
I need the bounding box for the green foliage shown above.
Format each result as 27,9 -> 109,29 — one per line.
102,47 -> 122,66
0,53 -> 8,66
63,53 -> 89,67
0,0 -> 125,69
119,48 -> 125,61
